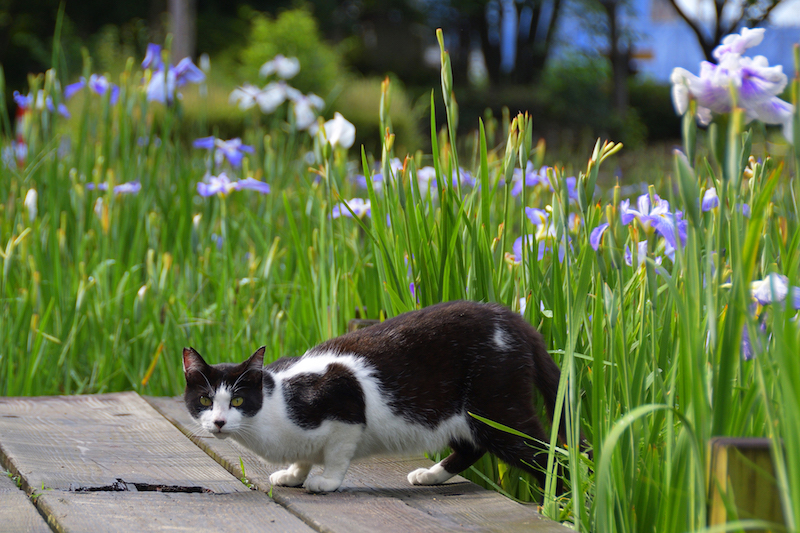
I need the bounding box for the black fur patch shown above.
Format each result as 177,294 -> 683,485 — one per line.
282,363 -> 366,429
306,301 -> 558,434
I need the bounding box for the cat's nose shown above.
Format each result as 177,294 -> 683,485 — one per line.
214,419 -> 226,429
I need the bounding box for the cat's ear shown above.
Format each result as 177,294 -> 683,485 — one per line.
244,346 -> 266,371
183,347 -> 207,374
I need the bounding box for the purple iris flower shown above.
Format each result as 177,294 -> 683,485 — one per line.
14,90 -> 70,118
513,234 -> 546,262
620,193 -> 687,250
525,207 -> 548,226
145,47 -> 205,105
142,43 -> 163,71
702,188 -> 719,211
589,223 -> 609,251
65,74 -> 120,104
194,136 -> 254,168
85,181 -> 141,194
511,164 -> 549,196
671,27 -> 794,142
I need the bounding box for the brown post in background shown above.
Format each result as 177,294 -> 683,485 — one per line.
169,0 -> 196,61
707,437 -> 786,531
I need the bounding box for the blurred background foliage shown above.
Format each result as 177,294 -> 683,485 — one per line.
0,0 -> 679,155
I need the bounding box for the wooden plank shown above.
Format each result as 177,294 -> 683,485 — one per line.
0,392 -> 243,493
36,492 -> 313,533
708,437 -> 786,530
147,395 -> 570,533
0,473 -> 51,533
0,392 -> 313,533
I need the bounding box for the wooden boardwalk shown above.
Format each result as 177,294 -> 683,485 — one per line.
0,392 -> 570,532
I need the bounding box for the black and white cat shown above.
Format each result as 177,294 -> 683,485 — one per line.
183,300 -> 567,493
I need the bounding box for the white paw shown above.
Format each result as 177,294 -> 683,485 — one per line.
269,469 -> 306,487
304,475 -> 342,493
407,464 -> 452,485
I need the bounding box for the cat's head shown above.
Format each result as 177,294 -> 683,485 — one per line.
182,346 -> 266,438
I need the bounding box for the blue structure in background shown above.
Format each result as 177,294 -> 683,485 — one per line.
543,0 -> 800,81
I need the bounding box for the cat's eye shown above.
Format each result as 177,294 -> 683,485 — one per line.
199,396 -> 212,407
231,397 -> 244,407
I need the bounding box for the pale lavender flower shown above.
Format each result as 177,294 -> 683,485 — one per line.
331,198 -> 371,219
146,56 -> 205,105
85,181 -> 141,194
292,93 -> 325,130
259,55 -> 300,79
197,173 -> 270,197
670,27 -> 794,141
751,273 -> 789,305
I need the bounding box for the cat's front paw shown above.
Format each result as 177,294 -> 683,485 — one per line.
407,464 -> 452,486
304,475 -> 342,493
269,469 -> 306,487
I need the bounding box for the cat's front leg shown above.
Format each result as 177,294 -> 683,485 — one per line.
269,461 -> 312,487
303,423 -> 362,493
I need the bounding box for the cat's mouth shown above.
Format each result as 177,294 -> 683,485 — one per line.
208,428 -> 230,439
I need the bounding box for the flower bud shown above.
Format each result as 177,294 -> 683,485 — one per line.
24,188 -> 37,222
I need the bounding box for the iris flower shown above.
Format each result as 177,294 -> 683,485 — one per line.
331,198 -> 371,219
86,181 -> 142,195
355,158 -> 404,190
143,44 -> 205,105
670,27 -> 794,142
193,136 -> 254,168
511,163 -> 549,196
259,55 -> 301,79
750,273 -> 799,308
14,90 -> 70,118
197,173 -> 270,197
620,193 -> 687,251
65,74 -> 120,104
314,112 -> 356,149
702,188 -> 719,211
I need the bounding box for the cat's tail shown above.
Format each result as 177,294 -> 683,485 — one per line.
526,328 -> 568,444
527,326 -> 592,458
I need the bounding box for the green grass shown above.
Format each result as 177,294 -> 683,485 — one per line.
1,39 -> 800,532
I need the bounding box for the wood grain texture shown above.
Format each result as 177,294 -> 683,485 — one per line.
0,392 -> 245,494
708,437 -> 786,530
147,395 -> 570,533
0,473 -> 51,533
36,491 -> 314,533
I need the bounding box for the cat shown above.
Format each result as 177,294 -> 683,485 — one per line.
183,300 -> 568,493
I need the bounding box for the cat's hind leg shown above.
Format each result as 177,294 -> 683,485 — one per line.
407,441 -> 485,485
269,461 -> 312,487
